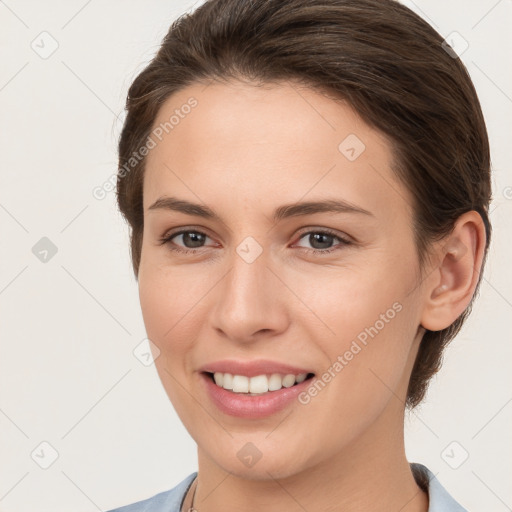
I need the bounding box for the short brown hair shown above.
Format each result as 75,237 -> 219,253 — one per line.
116,0 -> 492,408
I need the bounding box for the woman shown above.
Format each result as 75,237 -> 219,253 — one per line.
108,0 -> 491,510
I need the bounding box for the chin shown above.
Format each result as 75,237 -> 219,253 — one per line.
201,436 -> 313,481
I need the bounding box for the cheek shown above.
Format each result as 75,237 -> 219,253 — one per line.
291,255 -> 420,400
290,280 -> 419,450
138,261 -> 204,347
292,254 -> 416,343
138,264 -> 202,420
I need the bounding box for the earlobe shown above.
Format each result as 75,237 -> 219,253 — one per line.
420,211 -> 486,332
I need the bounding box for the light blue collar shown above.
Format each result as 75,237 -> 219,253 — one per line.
107,463 -> 468,511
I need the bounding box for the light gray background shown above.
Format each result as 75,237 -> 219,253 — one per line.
0,1 -> 511,511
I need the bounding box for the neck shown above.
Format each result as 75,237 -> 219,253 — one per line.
192,397 -> 428,512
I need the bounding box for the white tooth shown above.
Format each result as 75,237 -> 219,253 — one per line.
249,375 -> 269,393
232,375 -> 249,393
214,372 -> 308,393
222,373 -> 233,390
213,372 -> 224,387
282,374 -> 296,388
268,373 -> 283,391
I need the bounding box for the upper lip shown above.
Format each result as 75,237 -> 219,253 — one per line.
199,359 -> 315,378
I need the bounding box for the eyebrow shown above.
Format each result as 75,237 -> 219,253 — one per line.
147,196 -> 373,222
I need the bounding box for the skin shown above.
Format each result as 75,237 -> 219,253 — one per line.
138,80 -> 486,512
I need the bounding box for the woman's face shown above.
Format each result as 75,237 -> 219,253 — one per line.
138,80 -> 429,479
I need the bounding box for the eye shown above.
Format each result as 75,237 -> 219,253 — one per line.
158,229 -> 214,254
294,229 -> 351,255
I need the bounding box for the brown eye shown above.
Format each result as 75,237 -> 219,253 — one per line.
172,231 -> 208,249
159,229 -> 213,254
294,229 -> 351,255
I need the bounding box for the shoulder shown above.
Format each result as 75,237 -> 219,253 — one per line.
410,462 -> 468,511
106,472 -> 197,512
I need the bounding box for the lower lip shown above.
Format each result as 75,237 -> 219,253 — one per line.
200,372 -> 314,419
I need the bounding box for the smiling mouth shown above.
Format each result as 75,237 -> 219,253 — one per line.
204,371 -> 315,395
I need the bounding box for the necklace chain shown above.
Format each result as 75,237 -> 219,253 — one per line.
183,476 -> 198,512
191,478 -> 197,511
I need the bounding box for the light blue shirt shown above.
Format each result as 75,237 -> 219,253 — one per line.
107,462 -> 467,511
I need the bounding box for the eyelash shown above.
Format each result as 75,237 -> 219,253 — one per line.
158,228 -> 351,256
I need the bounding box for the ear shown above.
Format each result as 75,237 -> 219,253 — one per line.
420,211 -> 487,332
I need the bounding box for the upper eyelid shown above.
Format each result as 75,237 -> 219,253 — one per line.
295,227 -> 351,241
162,226 -> 214,242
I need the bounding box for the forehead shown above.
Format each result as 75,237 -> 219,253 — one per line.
143,80 -> 412,222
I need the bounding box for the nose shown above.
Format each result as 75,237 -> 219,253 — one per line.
209,244 -> 289,344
